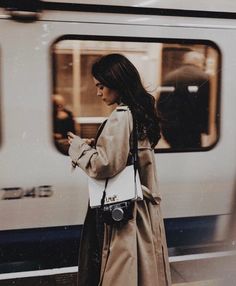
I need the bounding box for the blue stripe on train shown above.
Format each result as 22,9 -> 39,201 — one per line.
0,216 -> 217,273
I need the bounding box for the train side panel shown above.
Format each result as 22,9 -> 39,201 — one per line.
0,11 -> 235,238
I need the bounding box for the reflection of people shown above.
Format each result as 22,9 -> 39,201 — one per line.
53,94 -> 76,139
157,51 -> 210,148
53,94 -> 76,154
68,54 -> 171,286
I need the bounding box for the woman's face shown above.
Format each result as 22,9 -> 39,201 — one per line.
93,78 -> 120,106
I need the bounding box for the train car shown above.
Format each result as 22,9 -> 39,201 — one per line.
0,0 -> 236,283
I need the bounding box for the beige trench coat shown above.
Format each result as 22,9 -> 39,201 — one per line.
69,105 -> 172,286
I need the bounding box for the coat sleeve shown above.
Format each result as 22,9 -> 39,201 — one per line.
69,108 -> 133,179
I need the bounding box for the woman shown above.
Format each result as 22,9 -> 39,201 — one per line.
53,94 -> 76,155
68,54 -> 171,286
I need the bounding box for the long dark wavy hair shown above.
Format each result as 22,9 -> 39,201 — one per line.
92,53 -> 160,147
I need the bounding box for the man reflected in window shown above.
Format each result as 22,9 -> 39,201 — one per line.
157,51 -> 210,149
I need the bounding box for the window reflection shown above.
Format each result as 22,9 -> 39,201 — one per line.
53,94 -> 76,155
52,39 -> 220,154
157,45 -> 219,150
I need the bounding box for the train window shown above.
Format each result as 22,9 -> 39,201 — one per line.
51,38 -> 220,154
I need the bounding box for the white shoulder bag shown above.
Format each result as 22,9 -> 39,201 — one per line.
88,164 -> 143,208
88,117 -> 143,210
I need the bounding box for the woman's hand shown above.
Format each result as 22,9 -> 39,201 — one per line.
67,132 -> 76,145
84,138 -> 95,146
68,132 -> 95,146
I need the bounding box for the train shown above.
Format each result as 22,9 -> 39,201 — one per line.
0,0 -> 236,277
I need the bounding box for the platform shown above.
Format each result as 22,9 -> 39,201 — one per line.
0,250 -> 235,285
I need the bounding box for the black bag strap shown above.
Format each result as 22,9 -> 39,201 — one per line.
100,178 -> 109,207
132,117 -> 138,170
132,116 -> 139,198
100,114 -> 139,208
94,119 -> 108,147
